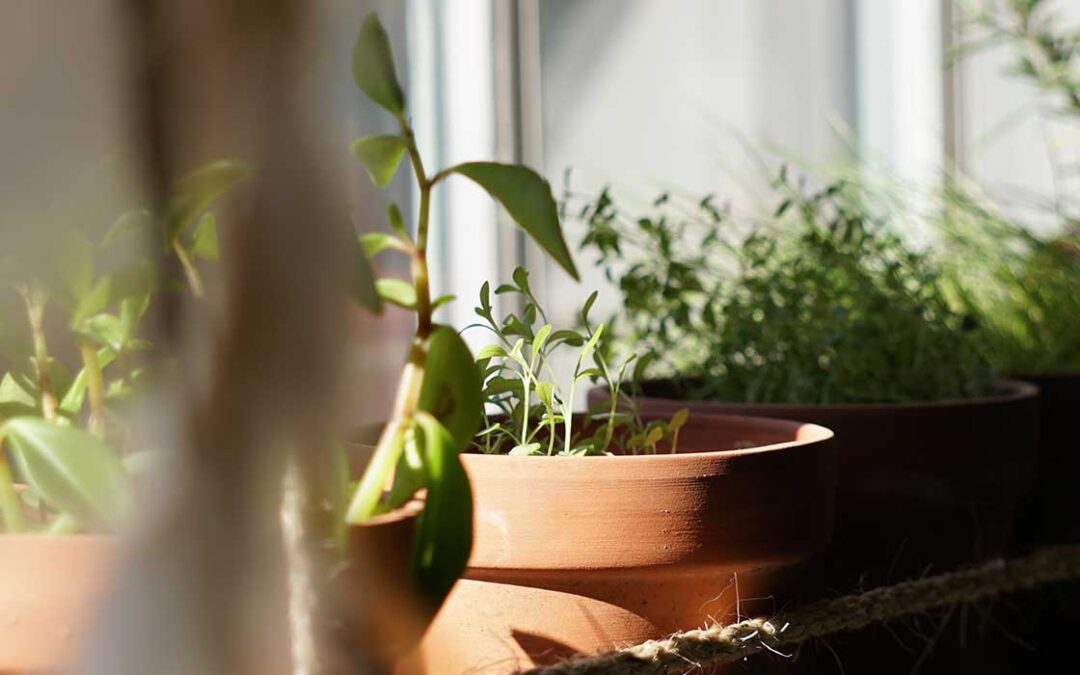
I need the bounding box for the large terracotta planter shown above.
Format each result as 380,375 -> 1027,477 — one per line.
1006,372 -> 1080,674
406,414 -> 836,674
0,499 -> 422,673
0,535 -> 116,673
1011,372 -> 1080,548
595,380 -> 1039,673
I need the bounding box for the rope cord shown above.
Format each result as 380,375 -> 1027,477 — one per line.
520,544 -> 1080,675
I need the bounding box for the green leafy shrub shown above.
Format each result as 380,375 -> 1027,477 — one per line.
578,172 -> 996,404
940,0 -> 1080,373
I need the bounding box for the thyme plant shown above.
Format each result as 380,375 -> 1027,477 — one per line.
343,14 -> 578,604
941,0 -> 1080,373
578,171 -> 995,405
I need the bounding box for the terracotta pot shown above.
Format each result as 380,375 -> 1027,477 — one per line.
343,499 -> 434,671
594,379 -> 1039,673
405,414 -> 836,674
0,490 -> 422,674
1005,372 -> 1080,675
0,534 -> 115,673
1011,372 -> 1080,548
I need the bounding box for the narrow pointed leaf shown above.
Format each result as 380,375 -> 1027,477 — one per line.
164,159 -> 251,242
352,13 -> 406,115
448,162 -> 579,279
191,213 -> 219,260
376,278 -> 417,309
351,135 -> 406,187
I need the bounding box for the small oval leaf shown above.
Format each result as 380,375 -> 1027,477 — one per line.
352,13 -> 406,115
376,278 -> 418,309
351,135 -> 406,187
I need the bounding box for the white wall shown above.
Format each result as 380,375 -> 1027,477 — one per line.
532,0 -> 858,326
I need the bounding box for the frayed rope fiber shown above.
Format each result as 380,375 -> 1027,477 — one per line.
519,544 -> 1080,675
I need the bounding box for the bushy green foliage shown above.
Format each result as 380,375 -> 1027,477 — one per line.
578,172 -> 996,404
942,0 -> 1080,373
940,182 -> 1080,373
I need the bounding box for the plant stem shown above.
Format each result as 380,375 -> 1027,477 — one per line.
46,512 -> 79,535
348,115 -> 440,522
79,340 -> 107,437
0,441 -> 26,533
172,239 -> 205,298
20,288 -> 57,423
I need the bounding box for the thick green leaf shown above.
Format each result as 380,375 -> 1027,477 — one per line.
351,135 -> 406,187
410,412 -> 472,607
376,278 -> 417,309
384,433 -> 425,511
164,159 -> 251,242
72,261 -> 157,325
386,203 -> 409,240
1,417 -> 132,530
349,233 -> 382,313
359,232 -> 407,257
418,326 -> 482,451
0,372 -> 37,418
352,13 -> 406,115
449,162 -> 579,280
59,348 -> 116,416
431,294 -> 456,310
191,213 -> 219,260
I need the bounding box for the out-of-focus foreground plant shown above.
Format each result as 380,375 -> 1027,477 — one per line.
0,160 -> 249,534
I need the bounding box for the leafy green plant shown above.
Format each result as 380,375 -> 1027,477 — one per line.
0,160 -> 249,534
470,267 -> 688,457
940,0 -> 1080,373
343,13 -> 578,606
577,170 -> 996,404
959,0 -> 1080,116
939,180 -> 1080,375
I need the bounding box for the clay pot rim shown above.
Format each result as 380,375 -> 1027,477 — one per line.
621,377 -> 1038,412
463,416 -> 833,464
1010,370 -> 1080,382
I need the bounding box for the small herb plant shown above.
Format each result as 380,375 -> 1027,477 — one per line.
470,268 -> 688,457
343,14 -> 579,605
940,0 -> 1080,373
0,160 -> 249,534
578,170 -> 996,405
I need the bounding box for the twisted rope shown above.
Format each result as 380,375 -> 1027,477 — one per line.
521,544 -> 1080,675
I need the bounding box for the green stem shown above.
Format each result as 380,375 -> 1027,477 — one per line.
20,288 -> 57,423
46,512 -> 79,535
172,240 -> 205,298
0,436 -> 26,533
348,116 -> 443,522
79,340 -> 107,438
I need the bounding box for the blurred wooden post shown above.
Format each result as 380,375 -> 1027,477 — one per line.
79,0 -> 368,673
